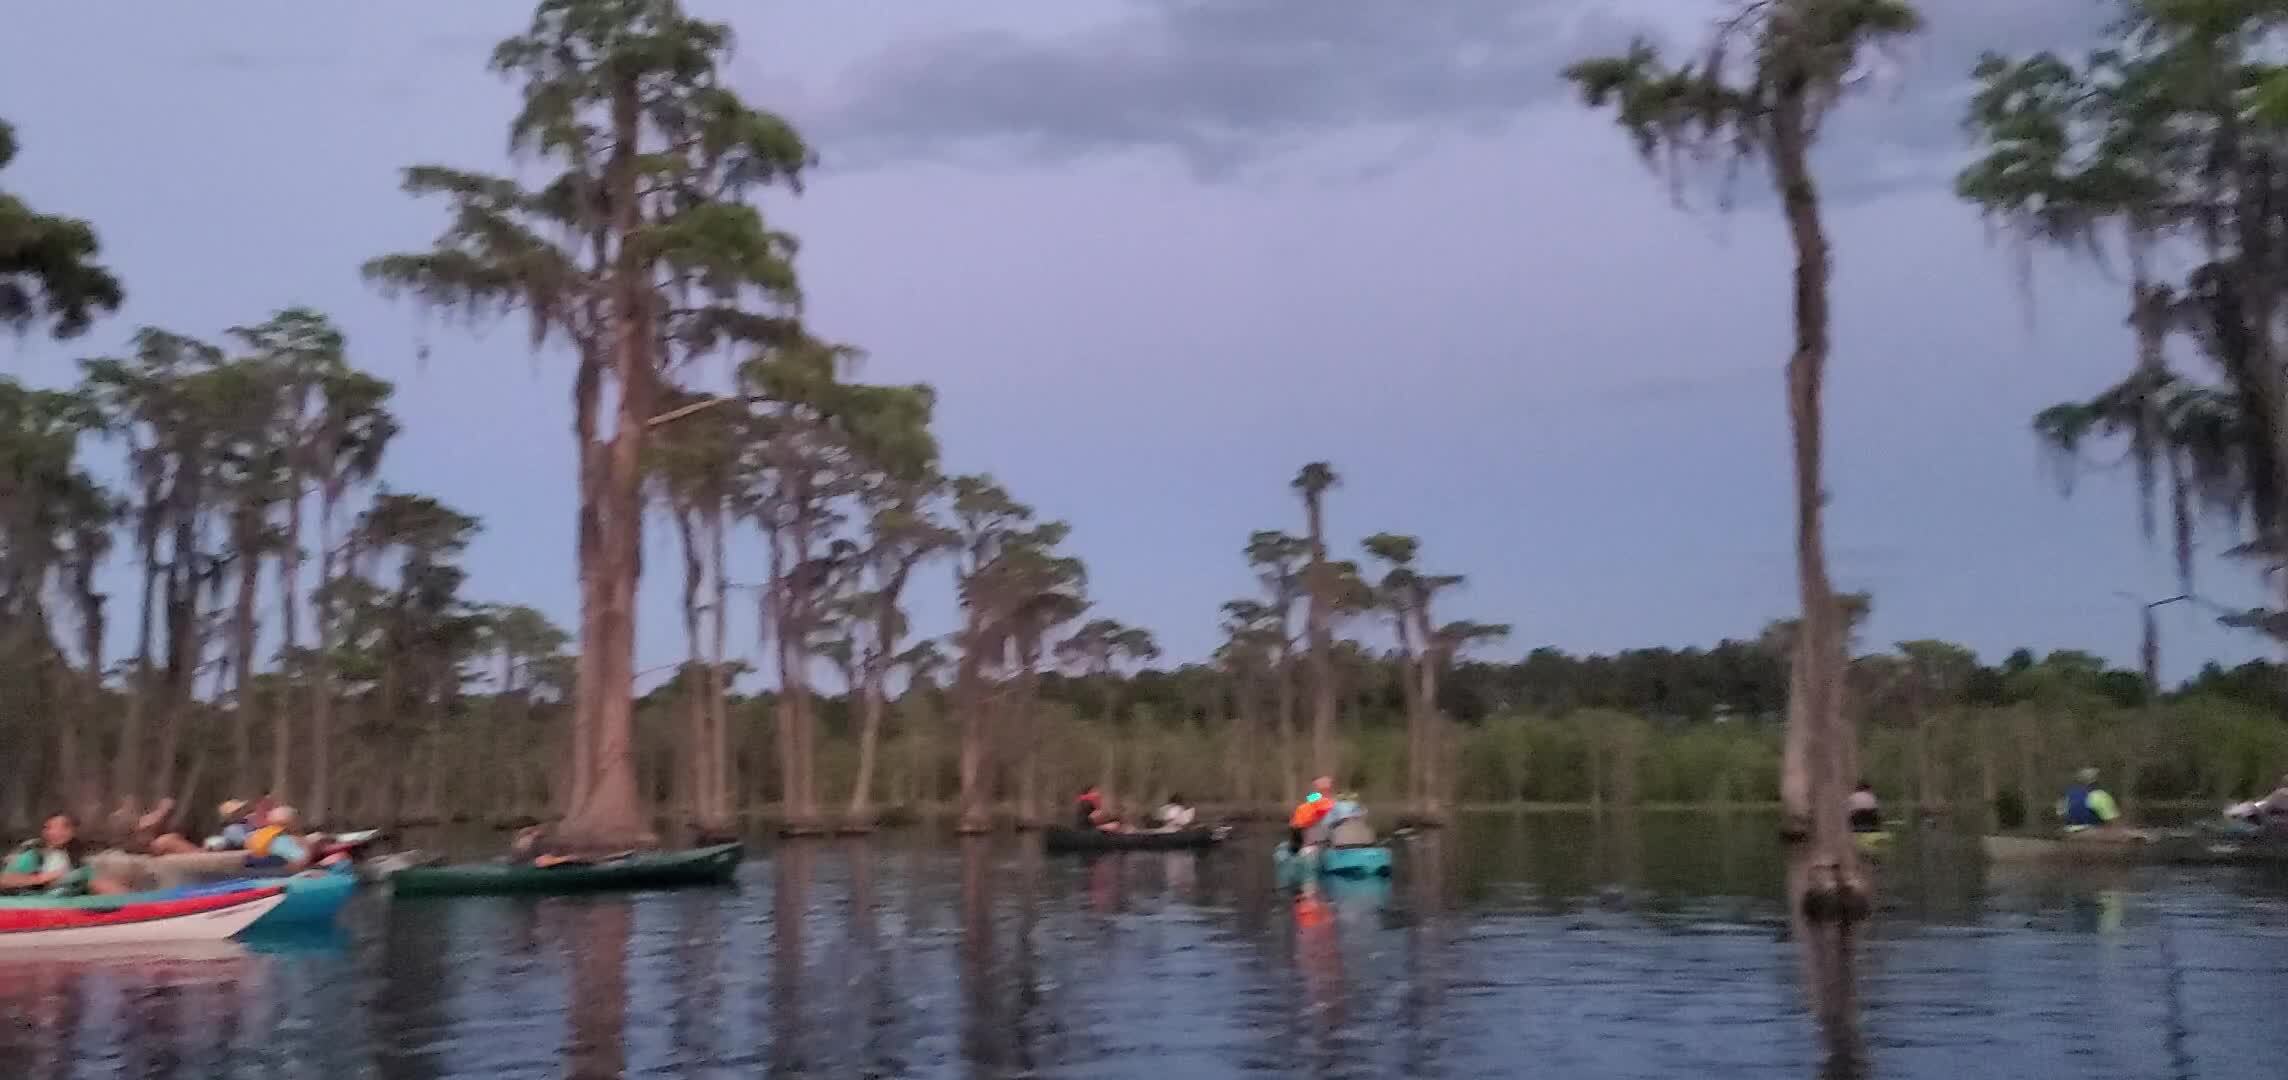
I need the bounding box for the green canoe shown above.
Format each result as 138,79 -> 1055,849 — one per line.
390,842 -> 744,898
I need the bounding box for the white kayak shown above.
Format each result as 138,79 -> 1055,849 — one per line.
0,887 -> 284,949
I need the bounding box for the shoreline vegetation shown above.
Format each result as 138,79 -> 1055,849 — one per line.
7,0 -> 2288,900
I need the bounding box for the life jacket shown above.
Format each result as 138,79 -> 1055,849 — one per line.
1289,797 -> 1330,830
247,825 -> 290,857
2061,784 -> 2101,827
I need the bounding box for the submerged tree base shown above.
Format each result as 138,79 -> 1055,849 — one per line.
1790,843 -> 1872,925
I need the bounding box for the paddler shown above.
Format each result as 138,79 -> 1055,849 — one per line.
1287,775 -> 1336,853
1847,782 -> 1882,834
2250,774 -> 2288,829
2056,767 -> 2123,832
246,805 -> 323,870
207,798 -> 254,850
0,813 -> 124,896
1074,786 -> 1105,830
1325,790 -> 1376,847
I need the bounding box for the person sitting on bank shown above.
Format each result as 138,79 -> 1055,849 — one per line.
2057,767 -> 2123,832
1153,794 -> 1197,831
0,813 -> 125,896
1847,782 -> 1882,834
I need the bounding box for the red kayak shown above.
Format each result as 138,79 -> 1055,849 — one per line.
0,886 -> 285,947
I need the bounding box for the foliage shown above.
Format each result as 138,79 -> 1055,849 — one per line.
0,118 -> 124,339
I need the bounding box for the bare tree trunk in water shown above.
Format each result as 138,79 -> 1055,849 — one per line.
276,475 -> 305,802
1772,81 -> 1864,921
1977,715 -> 1999,832
1419,633 -> 1448,824
1014,640 -> 1043,827
117,552 -> 158,809
229,538 -> 261,799
309,492 -> 343,825
706,507 -> 731,827
954,624 -> 991,834
674,507 -> 708,828
848,676 -> 887,826
1274,654 -> 1298,800
556,80 -> 653,851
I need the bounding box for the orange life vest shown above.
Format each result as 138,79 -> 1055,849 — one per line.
247,825 -> 288,857
1289,799 -> 1330,830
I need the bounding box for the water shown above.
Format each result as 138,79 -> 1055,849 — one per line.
3,811 -> 2287,1078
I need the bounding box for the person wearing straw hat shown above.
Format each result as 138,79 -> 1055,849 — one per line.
206,799 -> 254,850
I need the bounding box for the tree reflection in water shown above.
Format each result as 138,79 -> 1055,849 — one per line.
956,835 -> 1028,1076
1790,859 -> 1866,1080
559,902 -> 630,1080
769,842 -> 813,1078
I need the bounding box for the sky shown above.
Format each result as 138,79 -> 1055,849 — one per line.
0,0 -> 2272,686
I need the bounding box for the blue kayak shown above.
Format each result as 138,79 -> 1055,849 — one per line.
166,867 -> 358,931
1274,842 -> 1394,887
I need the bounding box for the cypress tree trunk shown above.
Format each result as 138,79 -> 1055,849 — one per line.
1773,79 -> 1864,921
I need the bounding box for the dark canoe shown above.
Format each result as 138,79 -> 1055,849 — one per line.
1983,831 -> 2288,867
389,842 -> 744,898
1043,826 -> 1227,853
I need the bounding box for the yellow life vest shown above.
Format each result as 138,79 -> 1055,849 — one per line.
248,825 -> 288,857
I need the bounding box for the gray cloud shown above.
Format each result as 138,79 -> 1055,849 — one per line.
819,0 -> 1654,180
820,0 -> 2115,194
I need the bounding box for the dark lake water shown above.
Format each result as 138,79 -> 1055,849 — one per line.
3,810 -> 2287,1078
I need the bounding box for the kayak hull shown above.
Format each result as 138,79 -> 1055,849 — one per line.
1982,831 -> 2288,866
167,869 -> 358,930
1274,843 -> 1393,887
0,887 -> 284,947
390,842 -> 743,898
1043,826 -> 1227,853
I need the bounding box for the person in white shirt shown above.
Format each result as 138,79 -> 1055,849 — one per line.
1154,794 -> 1196,831
1846,782 -> 1881,833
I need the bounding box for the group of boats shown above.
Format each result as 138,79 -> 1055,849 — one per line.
0,836 -> 746,951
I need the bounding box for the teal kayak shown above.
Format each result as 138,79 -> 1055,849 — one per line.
0,868 -> 354,932
1274,842 -> 1394,887
391,842 -> 743,898
166,868 -> 357,930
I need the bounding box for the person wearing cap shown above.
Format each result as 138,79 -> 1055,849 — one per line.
207,799 -> 254,850
2056,767 -> 2122,832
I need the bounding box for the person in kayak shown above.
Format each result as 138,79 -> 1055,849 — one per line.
1153,793 -> 1197,831
0,814 -> 124,896
2056,767 -> 2123,832
505,825 -> 582,868
2249,774 -> 2288,827
1325,791 -> 1376,848
1847,782 -> 1882,833
206,799 -> 255,850
1074,787 -> 1103,830
246,806 -> 327,870
1288,776 -> 1336,852
104,797 -> 202,856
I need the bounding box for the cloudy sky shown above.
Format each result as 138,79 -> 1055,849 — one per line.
2,0 -> 2266,683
